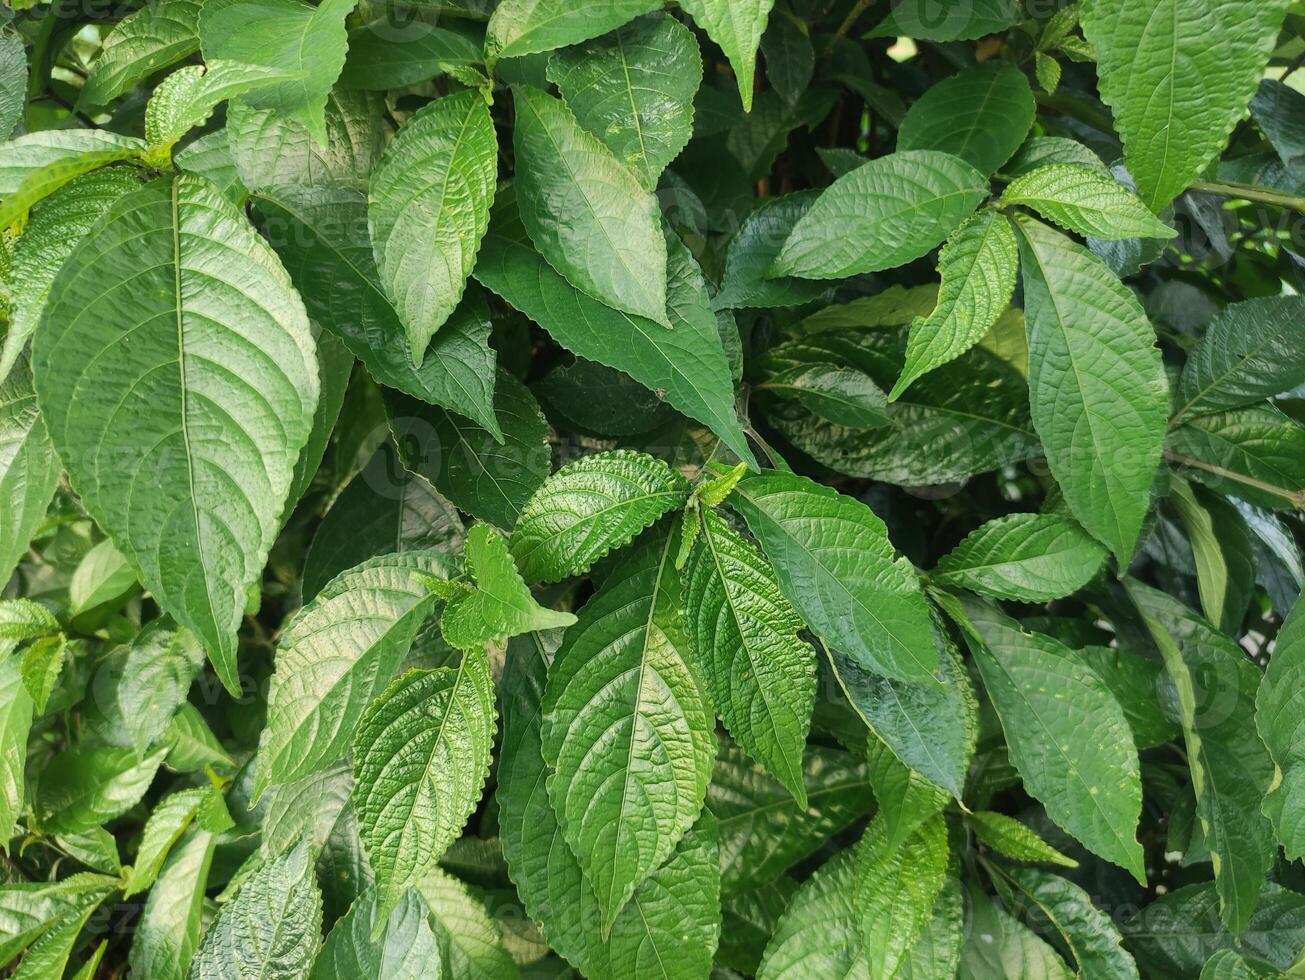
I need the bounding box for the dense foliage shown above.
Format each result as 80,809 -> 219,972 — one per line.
0,0 -> 1303,975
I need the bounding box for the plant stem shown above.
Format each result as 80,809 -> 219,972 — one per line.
1188,180 -> 1305,214
1165,450 -> 1305,510
832,0 -> 873,43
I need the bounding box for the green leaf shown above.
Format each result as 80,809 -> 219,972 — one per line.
513,85 -> 670,326
0,139 -> 145,230
385,371 -> 551,530
867,0 -> 1023,41
311,887 -> 442,980
4,168 -> 142,382
100,621 -> 205,757
9,884 -> 110,980
709,736 -> 873,893
68,539 -> 138,616
932,512 -> 1109,602
967,811 -> 1078,868
129,833 -> 216,980
854,814 -> 949,978
352,650 -> 496,917
771,149 -> 987,280
144,61 -> 298,155
891,208 -> 1018,399
0,874 -> 118,969
19,636 -> 64,715
1200,950 -> 1280,980
1081,0 -> 1290,209
762,363 -> 889,429
823,623 -> 977,798
440,524 -> 576,648
713,190 -> 830,310
80,0 -> 202,107
509,449 -> 691,584
0,358 -> 60,585
303,442 -> 464,602
954,597 -> 1145,882
1169,478 -> 1255,634
0,35 -> 22,142
541,527 -> 714,931
1077,644 -> 1176,750
413,868 -> 518,980
0,600 -> 59,642
164,705 -> 235,773
1257,593 -> 1305,860
898,63 -> 1035,175
547,13 -> 701,190
1014,215 -> 1168,565
255,551 -> 458,799
0,655 -> 33,844
32,174 -> 319,695
730,470 -> 938,684
959,884 -> 1074,980
123,787 -> 231,898
679,0 -> 775,111
1172,296 -> 1305,421
898,880 -> 965,980
756,851 -> 866,979
475,188 -> 756,466
368,91 -> 498,364
1002,164 -> 1177,240
200,0 -> 356,145
36,746 -> 167,836
864,736 -> 948,851
340,19 -> 483,91
993,865 -> 1140,980
485,0 -> 660,61
683,509 -> 816,804
1167,404 -> 1305,511
189,838 -> 323,980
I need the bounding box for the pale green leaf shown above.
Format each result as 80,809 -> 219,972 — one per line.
967,811 -> 1078,868
145,61 -> 299,153
369,91 -> 497,364
0,35 -> 22,142
1081,0 -> 1290,209
1256,592 -> 1305,860
80,0 -> 203,106
415,867 -> 520,980
255,551 -> 458,799
1014,215 -> 1168,565
1169,478 -> 1255,634
189,838 -> 323,980
1002,163 -> 1177,240
0,874 -> 118,970
0,136 -> 145,229
486,0 -> 660,61
932,512 -> 1109,602
898,63 -> 1035,175
762,363 -> 889,429
19,635 -> 63,715
683,509 -> 816,805
440,523 -> 576,648
509,449 -> 691,584
770,149 -> 987,280
541,527 -> 714,931
36,746 -> 167,836
0,358 -> 60,585
960,884 -> 1074,980
547,12 -> 701,189
68,539 -> 138,616
730,470 -> 939,684
352,650 -> 496,916
0,655 -> 33,844
679,0 -> 775,111
891,208 -> 1018,399
513,85 -> 669,326
32,174 -> 319,695
0,599 -> 58,642
123,787 -> 231,898
200,0 -> 356,145
855,814 -> 948,978
311,887 -> 442,980
756,851 -> 865,979
128,832 -> 214,980
713,190 -> 829,310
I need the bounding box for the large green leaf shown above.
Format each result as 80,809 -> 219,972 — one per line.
129,831 -> 216,980
412,868 -> 518,980
769,150 -> 987,280
0,358 -> 60,586
1081,0 -> 1290,209
729,470 -> 938,684
755,851 -> 865,979
1001,164 -> 1177,241
189,838 -> 323,979
713,191 -> 829,310
80,0 -> 203,107
352,650 -> 496,916
679,0 -> 775,111
0,131 -> 142,198
683,509 -> 815,804
200,0 -> 356,144
541,527 -> 714,931
1257,593 -> 1305,860
144,62 -> 300,156
1169,477 -> 1255,634
509,449 -> 690,584
1014,216 -> 1168,565
0,655 -> 32,844
254,551 -> 458,800
340,19 -> 483,91
485,0 -> 661,61
891,208 -> 1017,399
1172,296 -> 1305,421
898,63 -> 1034,175
4,168 -> 143,382
855,814 -> 949,978
513,85 -> 668,325
547,13 -> 700,190
959,884 -> 1073,979
311,887 -> 442,980
36,746 -> 167,836
932,513 -> 1109,603
32,174 -> 318,694
368,91 -> 497,364
121,787 -> 231,898
385,372 -> 551,530
475,189 -> 756,466
1167,404 -> 1305,511
954,597 -> 1145,882
439,523 -> 576,649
